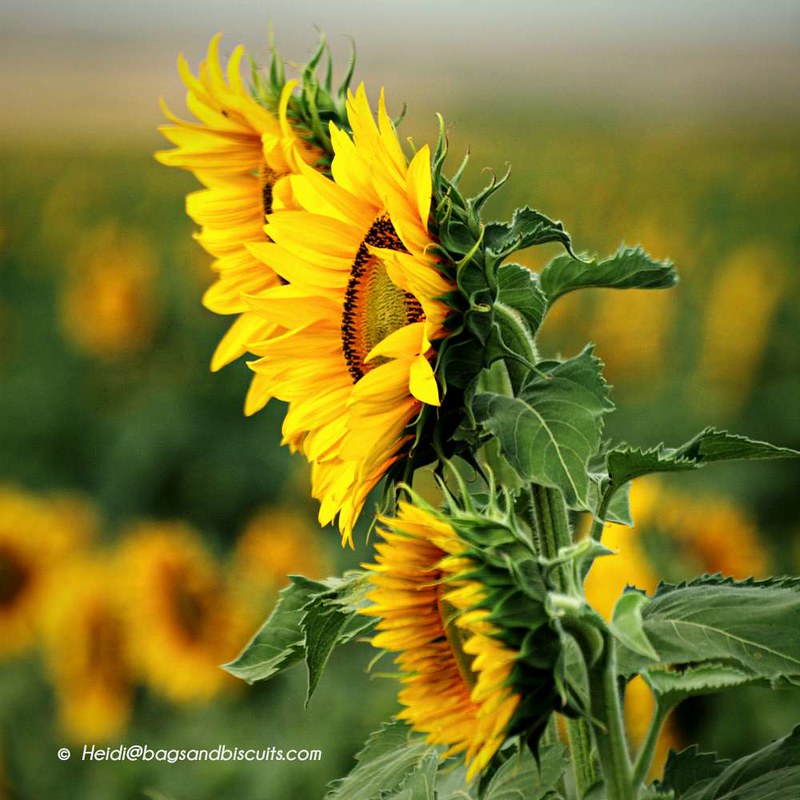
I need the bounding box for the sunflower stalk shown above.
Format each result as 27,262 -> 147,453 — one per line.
529,483 -> 601,798
581,628 -> 635,800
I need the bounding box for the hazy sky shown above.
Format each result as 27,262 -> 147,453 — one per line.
2,1 -> 798,144
4,0 -> 799,46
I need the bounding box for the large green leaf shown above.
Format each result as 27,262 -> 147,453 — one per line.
657,746 -> 728,796
539,245 -> 677,305
602,429 -> 799,522
302,573 -> 376,705
607,429 -> 798,490
223,572 -> 375,699
482,743 -> 567,800
222,577 -> 319,683
435,765 -> 476,800
659,727 -> 800,799
606,446 -> 699,491
617,577 -> 800,684
473,347 -> 613,508
672,427 -> 800,463
645,662 -> 761,706
325,720 -> 440,800
385,753 -> 438,800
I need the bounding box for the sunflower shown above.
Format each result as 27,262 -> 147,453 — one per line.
230,508 -> 329,600
246,85 -> 452,543
656,487 -> 769,579
0,486 -> 94,660
156,34 -> 324,413
42,555 -> 133,742
60,222 -> 157,359
361,502 -> 520,779
119,520 -> 249,703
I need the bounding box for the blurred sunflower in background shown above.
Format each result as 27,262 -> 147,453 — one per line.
361,502 -> 520,779
119,520 -> 249,703
156,34 -> 325,414
584,477 -> 772,777
59,222 -> 158,359
0,487 -> 94,661
697,244 -> 786,416
42,554 -> 133,743
229,507 -> 330,621
247,86 -> 452,543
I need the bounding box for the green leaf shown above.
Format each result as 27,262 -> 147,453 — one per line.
586,474 -> 632,525
606,446 -> 699,491
473,347 -> 613,508
610,592 -> 659,662
617,576 -> 800,684
325,720 -> 440,800
645,662 -> 760,706
385,753 -> 438,800
607,428 -> 798,490
435,764 -> 476,800
484,206 -> 576,262
223,572 -> 375,697
539,245 -> 677,305
222,577 -> 320,683
302,573 -> 376,705
659,727 -> 800,799
495,263 -> 547,337
658,746 -> 730,797
482,743 -> 567,800
640,788 -> 675,800
673,427 -> 800,464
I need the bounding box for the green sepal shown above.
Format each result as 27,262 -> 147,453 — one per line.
609,591 -> 659,662
484,206 -> 578,268
250,30 -> 356,165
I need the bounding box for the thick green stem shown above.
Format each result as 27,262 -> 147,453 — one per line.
631,698 -> 672,788
529,483 -> 570,588
584,633 -> 635,800
564,715 -> 597,799
529,484 -> 599,798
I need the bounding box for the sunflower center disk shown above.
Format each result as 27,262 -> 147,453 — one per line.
168,569 -> 213,644
0,547 -> 29,607
341,215 -> 424,383
86,610 -> 129,687
259,164 -> 277,217
437,590 -> 478,692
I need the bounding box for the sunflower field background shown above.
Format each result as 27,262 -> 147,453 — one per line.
1,2 -> 799,798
